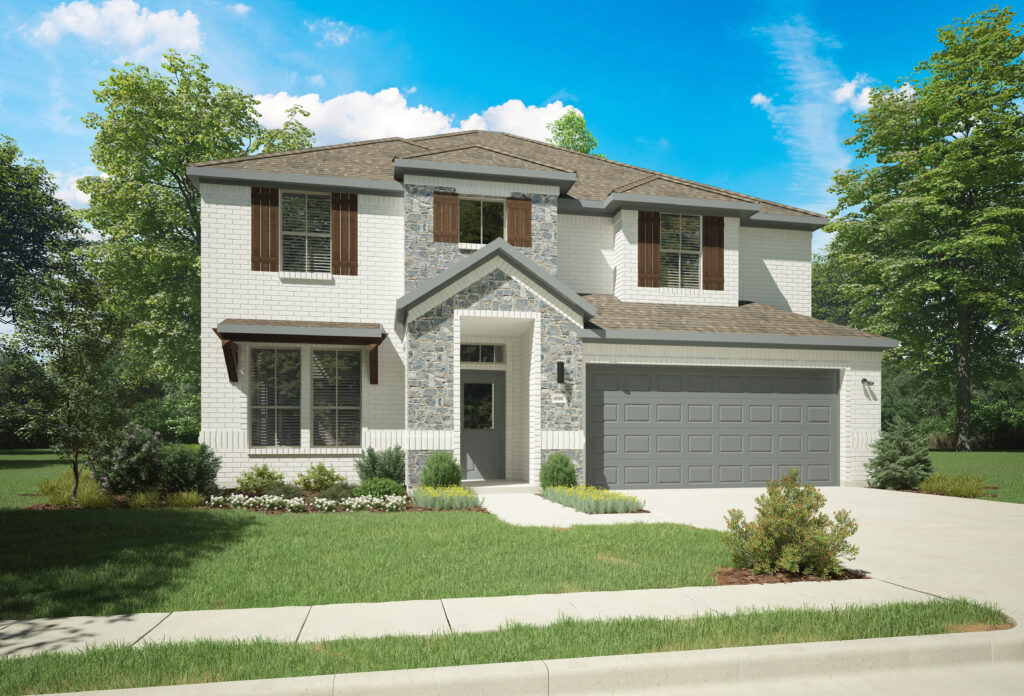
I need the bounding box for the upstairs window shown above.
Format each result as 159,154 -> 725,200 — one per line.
281,192 -> 331,272
311,350 -> 361,447
459,199 -> 504,245
250,348 -> 301,447
659,214 -> 701,289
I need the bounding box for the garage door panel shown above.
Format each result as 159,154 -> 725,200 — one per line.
587,365 -> 839,489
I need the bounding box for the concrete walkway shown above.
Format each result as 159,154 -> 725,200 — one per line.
0,578 -> 934,658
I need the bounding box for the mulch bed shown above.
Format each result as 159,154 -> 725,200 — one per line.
713,567 -> 868,586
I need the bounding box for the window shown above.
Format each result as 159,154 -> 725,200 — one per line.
311,350 -> 361,447
659,214 -> 701,289
460,344 -> 505,363
463,383 -> 494,429
459,199 -> 504,245
250,349 -> 301,447
281,192 -> 331,272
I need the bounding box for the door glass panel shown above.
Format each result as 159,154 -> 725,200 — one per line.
463,383 -> 494,430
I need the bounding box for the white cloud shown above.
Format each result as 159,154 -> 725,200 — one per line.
832,74 -> 872,112
53,171 -> 93,208
458,100 -> 572,142
256,90 -> 579,144
305,18 -> 353,47
750,92 -> 772,108
897,82 -> 916,98
228,3 -> 249,16
307,74 -> 324,87
30,0 -> 201,59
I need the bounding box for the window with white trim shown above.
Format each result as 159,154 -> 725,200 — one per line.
281,192 -> 331,272
460,344 -> 505,363
311,349 -> 361,447
659,214 -> 701,288
459,198 -> 504,245
250,348 -> 301,446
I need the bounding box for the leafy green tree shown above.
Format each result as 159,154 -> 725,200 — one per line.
79,50 -> 315,427
811,250 -> 857,325
0,135 -> 82,323
13,249 -> 125,500
546,108 -> 604,156
864,416 -> 933,490
0,340 -> 52,448
827,8 -> 1024,450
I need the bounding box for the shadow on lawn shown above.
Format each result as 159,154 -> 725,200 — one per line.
0,509 -> 256,619
0,454 -> 62,471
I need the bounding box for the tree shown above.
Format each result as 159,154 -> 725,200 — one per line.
811,250 -> 856,325
864,416 -> 933,490
0,340 -> 52,448
78,51 -> 315,430
0,135 -> 82,323
827,8 -> 1024,451
13,248 -> 125,500
546,108 -> 604,156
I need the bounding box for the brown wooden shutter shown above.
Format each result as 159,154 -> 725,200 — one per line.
506,197 -> 532,247
433,191 -> 459,242
250,187 -> 279,271
332,192 -> 358,275
701,215 -> 724,291
637,210 -> 660,287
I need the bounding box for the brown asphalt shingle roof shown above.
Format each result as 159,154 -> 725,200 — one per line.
582,295 -> 884,339
191,131 -> 822,218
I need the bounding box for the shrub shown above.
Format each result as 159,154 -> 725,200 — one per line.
165,490 -> 205,508
540,452 -> 577,489
723,469 -> 859,578
542,486 -> 644,514
262,481 -> 305,498
38,470 -> 113,508
411,485 -> 481,509
319,482 -> 355,501
420,451 -> 461,487
128,491 -> 161,508
354,445 -> 405,484
296,462 -> 343,491
865,416 -> 933,490
236,464 -> 284,495
338,495 -> 406,512
354,477 -> 405,498
159,443 -> 221,494
88,422 -> 163,494
920,473 -> 985,499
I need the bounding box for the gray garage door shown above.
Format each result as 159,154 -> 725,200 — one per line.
586,365 -> 839,489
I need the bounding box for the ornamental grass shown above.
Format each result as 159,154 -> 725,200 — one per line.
410,485 -> 482,510
542,486 -> 644,514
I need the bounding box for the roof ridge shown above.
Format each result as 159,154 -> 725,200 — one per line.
189,136 -> 430,168
400,143 -> 576,173
613,173 -> 661,193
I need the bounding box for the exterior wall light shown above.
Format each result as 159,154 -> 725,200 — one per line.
861,378 -> 875,387
557,361 -> 565,383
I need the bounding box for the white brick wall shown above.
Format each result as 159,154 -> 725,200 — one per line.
556,214 -> 614,294
583,343 -> 882,485
200,182 -> 407,485
738,226 -> 812,315
612,209 -> 740,306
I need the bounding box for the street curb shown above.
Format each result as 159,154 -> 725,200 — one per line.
40,623 -> 1024,696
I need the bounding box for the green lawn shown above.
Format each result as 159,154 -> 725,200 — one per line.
931,450 -> 1024,504
0,450 -> 63,509
0,599 -> 1006,695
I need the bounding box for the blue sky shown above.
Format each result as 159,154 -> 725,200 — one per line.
0,0 -> 998,252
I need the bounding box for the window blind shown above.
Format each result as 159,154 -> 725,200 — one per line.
659,214 -> 701,289
311,349 -> 361,447
281,193 -> 332,273
250,348 -> 301,447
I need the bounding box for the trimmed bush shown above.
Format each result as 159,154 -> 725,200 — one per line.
354,477 -> 405,498
319,482 -> 355,501
411,485 -> 481,510
296,463 -> 343,491
88,423 -> 163,494
128,491 -> 160,508
354,445 -> 405,483
920,473 -> 985,499
865,416 -> 933,490
723,469 -> 859,578
262,481 -> 305,498
540,452 -> 576,489
236,464 -> 284,495
165,490 -> 205,508
37,470 -> 113,508
420,451 -> 461,487
159,444 -> 221,494
542,486 -> 644,514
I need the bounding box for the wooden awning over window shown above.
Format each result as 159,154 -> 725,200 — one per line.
212,319 -> 386,384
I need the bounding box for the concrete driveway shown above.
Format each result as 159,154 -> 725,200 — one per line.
631,486 -> 1024,620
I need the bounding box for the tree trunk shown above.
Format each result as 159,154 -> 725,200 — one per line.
71,449 -> 80,502
955,305 -> 972,452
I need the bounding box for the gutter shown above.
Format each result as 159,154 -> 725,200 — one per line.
185,166 -> 405,196
580,327 -> 898,351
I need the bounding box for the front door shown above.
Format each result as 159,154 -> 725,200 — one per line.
460,370 -> 506,480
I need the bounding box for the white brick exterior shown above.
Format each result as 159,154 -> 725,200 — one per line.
556,214 -> 614,294
738,226 -> 812,315
583,343 -> 882,485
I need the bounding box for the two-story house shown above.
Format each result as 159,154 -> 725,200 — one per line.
188,130 -> 894,489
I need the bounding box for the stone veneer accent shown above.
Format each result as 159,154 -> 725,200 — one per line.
541,449 -> 585,483
406,449 -> 432,487
404,184 -> 559,291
